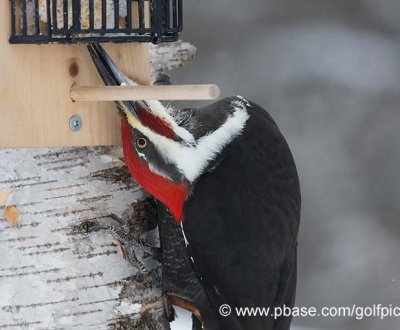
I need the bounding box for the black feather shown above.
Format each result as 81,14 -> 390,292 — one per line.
183,100 -> 301,329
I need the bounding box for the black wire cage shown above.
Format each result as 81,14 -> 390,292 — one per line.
9,0 -> 182,44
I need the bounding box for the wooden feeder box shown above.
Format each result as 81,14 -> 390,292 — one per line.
1,1 -> 219,148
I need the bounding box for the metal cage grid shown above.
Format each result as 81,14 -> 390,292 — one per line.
10,0 -> 182,44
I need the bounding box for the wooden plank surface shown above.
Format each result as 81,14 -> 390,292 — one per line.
0,1 -> 150,148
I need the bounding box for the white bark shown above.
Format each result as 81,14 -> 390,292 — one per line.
150,41 -> 197,83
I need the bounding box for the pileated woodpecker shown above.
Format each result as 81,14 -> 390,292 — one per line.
87,44 -> 301,330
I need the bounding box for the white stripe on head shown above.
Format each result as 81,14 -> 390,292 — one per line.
133,100 -> 249,182
141,99 -> 195,143
121,81 -> 194,143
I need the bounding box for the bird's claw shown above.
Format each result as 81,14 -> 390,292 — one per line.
78,220 -> 159,273
87,223 -> 158,255
73,197 -> 160,272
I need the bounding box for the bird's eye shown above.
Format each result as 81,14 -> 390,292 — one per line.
136,137 -> 148,149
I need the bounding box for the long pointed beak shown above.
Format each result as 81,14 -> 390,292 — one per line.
88,44 -> 130,85
87,44 -> 139,119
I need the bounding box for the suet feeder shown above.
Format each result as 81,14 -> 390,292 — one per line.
1,1 -> 219,148
10,0 -> 182,44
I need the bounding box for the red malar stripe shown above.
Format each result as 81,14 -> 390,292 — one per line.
121,118 -> 187,222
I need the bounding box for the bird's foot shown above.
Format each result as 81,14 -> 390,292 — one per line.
74,198 -> 160,272
87,222 -> 159,254
79,219 -> 160,273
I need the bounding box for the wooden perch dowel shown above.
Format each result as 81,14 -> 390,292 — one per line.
70,84 -> 221,102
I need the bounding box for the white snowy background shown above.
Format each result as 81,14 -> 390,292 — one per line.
170,1 -> 400,329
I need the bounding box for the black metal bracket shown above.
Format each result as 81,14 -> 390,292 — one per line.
9,0 -> 182,44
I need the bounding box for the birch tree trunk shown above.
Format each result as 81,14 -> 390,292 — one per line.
0,41 -> 196,330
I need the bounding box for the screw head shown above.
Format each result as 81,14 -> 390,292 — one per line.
69,115 -> 82,131
152,33 -> 160,44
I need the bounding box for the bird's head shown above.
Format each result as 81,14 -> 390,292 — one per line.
119,100 -> 194,222
88,44 -> 249,221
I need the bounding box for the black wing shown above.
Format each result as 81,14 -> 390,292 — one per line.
183,99 -> 301,329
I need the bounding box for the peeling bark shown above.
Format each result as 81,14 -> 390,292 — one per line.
0,147 -> 166,329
